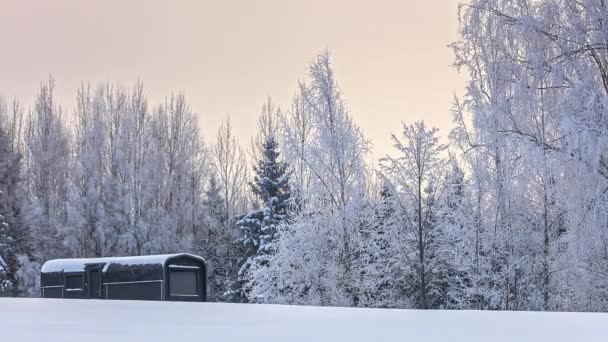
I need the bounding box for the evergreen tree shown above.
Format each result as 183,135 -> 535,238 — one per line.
0,189 -> 10,296
0,121 -> 35,296
248,51 -> 370,306
198,173 -> 241,302
380,121 -> 447,309
433,159 -> 472,309
24,78 -> 70,262
237,137 -> 291,301
240,137 -> 291,258
352,186 -> 410,308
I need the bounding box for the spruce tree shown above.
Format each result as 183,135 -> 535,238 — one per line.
197,174 -> 232,302
0,123 -> 34,296
236,137 -> 291,300
424,160 -> 472,309
0,189 -> 9,296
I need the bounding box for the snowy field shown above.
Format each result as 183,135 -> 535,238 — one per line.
1,298 -> 607,342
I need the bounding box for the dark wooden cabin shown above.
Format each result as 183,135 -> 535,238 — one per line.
40,254 -> 207,301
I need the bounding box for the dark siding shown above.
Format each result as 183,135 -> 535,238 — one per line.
105,281 -> 163,301
89,270 -> 101,298
103,264 -> 163,283
41,272 -> 64,287
42,287 -> 63,298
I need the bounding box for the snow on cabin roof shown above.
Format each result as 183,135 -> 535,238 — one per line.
41,253 -> 204,273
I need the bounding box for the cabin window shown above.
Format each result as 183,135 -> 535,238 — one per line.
65,274 -> 83,290
169,270 -> 198,296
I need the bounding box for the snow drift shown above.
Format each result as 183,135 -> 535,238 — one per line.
1,298 -> 607,341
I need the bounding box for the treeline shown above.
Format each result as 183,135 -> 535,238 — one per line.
3,0 -> 608,312
0,80 -> 239,299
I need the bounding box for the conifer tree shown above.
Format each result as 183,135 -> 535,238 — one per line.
241,138 -> 291,257
237,136 -> 291,301
0,189 -> 9,296
197,174 -> 231,302
433,159 -> 472,309
0,118 -> 35,296
380,121 -> 447,309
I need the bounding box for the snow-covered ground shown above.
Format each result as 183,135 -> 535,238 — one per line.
1,298 -> 607,341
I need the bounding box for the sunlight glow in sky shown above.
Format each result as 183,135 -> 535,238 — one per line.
0,0 -> 466,157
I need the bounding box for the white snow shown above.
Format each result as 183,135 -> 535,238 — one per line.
1,298 -> 607,341
40,253 -> 204,273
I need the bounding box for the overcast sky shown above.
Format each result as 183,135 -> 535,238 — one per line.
0,0 -> 466,158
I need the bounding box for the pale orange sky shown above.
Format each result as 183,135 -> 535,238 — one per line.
0,0 -> 466,157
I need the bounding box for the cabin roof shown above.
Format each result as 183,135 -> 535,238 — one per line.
41,253 -> 205,273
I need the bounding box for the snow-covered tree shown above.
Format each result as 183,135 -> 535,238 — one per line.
64,84 -> 109,257
350,186 -> 411,308
0,98 -> 37,297
451,0 -> 608,311
23,78 -> 71,263
433,157 -> 474,309
0,221 -> 7,295
298,50 -> 371,208
240,137 -> 291,257
0,173 -> 11,297
194,174 -> 227,301
249,97 -> 281,163
237,101 -> 291,301
207,118 -> 248,301
281,93 -> 313,209
147,92 -> 208,253
63,83 -> 209,260
213,118 -> 249,223
249,50 -> 371,307
379,121 -> 449,309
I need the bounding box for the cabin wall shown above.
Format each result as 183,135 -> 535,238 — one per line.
41,271 -> 89,299
101,264 -> 164,301
41,284 -> 63,299
105,281 -> 163,301
41,254 -> 207,302
41,272 -> 64,298
165,256 -> 207,302
102,264 -> 163,283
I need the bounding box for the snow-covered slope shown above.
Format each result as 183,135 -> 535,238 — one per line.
1,298 -> 607,341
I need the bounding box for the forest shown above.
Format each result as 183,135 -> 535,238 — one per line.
2,0 -> 608,312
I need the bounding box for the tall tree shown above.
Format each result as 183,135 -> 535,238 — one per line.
65,84 -> 109,257
249,50 -> 370,306
238,102 -> 291,301
240,137 -> 291,257
434,157 -> 473,309
195,173 -> 227,301
213,118 -> 248,224
350,186 -> 410,308
209,118 -> 248,301
23,78 -> 70,263
380,121 -> 447,309
0,99 -> 36,297
451,0 -> 605,311
281,93 -> 313,209
299,50 -> 370,209
0,188 -> 8,296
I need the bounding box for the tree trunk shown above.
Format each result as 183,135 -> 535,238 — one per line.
418,174 -> 427,309
543,183 -> 550,311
